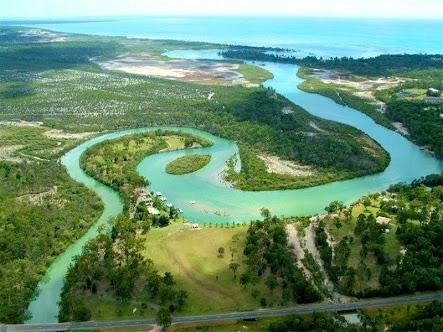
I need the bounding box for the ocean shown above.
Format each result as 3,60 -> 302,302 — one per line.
13,16 -> 443,57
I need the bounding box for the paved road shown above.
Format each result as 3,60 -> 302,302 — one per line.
3,291 -> 442,332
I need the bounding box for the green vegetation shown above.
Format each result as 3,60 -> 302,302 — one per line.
165,154 -> 211,175
361,301 -> 443,331
141,224 -> 275,315
314,174 -> 443,297
59,216 -> 187,322
375,71 -> 443,157
236,63 -> 274,84
221,48 -> 442,157
0,125 -> 102,323
297,67 -> 395,129
221,49 -> 443,76
242,212 -> 322,305
175,301 -> 443,331
0,26 -> 389,192
81,131 -> 211,209
57,213 -> 323,321
298,66 -> 443,157
223,141 -> 386,191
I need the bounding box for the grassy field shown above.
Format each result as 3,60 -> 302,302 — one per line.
166,154 -> 211,175
141,223 -> 283,316
74,222 -> 286,321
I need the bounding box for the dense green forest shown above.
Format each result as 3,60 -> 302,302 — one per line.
59,216 -> 187,322
0,126 -> 102,323
221,49 -> 443,76
0,162 -> 102,323
165,154 -> 211,175
265,301 -> 443,332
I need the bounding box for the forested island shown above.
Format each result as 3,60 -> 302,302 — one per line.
165,154 -> 211,175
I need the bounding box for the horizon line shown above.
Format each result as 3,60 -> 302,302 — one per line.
1,14 -> 442,21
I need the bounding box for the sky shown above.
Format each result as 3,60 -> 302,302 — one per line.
1,0 -> 443,19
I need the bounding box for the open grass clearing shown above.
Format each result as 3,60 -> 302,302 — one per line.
141,223 -> 283,316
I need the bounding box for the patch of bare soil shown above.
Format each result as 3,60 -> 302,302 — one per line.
19,29 -> 68,43
311,69 -> 405,114
0,120 -> 43,127
286,224 -> 311,277
304,221 -> 353,303
392,122 -> 410,136
0,145 -> 24,162
43,129 -> 97,139
100,54 -> 250,86
16,186 -> 66,207
258,155 -> 313,177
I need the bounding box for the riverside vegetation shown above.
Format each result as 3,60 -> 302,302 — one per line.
221,48 -> 443,157
0,124 -> 102,323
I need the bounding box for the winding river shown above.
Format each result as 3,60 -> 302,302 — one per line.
26,50 -> 443,323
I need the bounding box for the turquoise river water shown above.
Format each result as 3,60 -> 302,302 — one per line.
26,50 -> 442,323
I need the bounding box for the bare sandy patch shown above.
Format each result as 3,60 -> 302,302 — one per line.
114,66 -> 191,78
258,155 -> 313,177
0,120 -> 43,127
17,186 -> 66,207
282,106 -> 294,114
392,122 -> 410,136
311,69 -> 406,103
43,129 -> 97,139
19,29 -> 68,43
0,145 -> 24,162
100,54 -> 252,86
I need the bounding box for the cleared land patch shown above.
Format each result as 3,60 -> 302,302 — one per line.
100,54 -> 269,86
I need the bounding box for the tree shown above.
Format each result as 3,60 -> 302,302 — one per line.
163,272 -> 175,286
260,207 -> 271,220
229,262 -> 240,279
217,247 -> 225,258
240,273 -> 251,287
325,200 -> 345,214
265,275 -> 279,293
156,307 -> 172,330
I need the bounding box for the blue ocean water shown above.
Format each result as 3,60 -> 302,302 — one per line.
16,16 -> 443,57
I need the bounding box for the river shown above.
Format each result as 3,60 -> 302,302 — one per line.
26,50 -> 443,323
